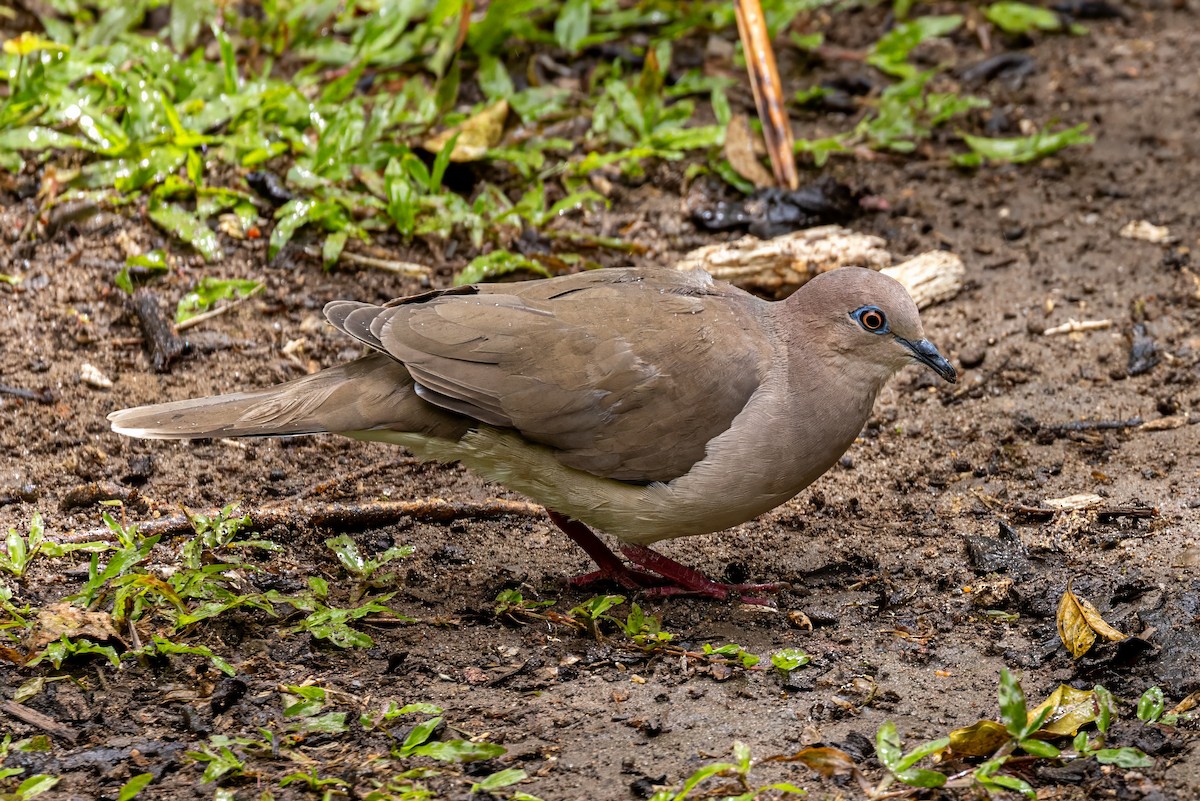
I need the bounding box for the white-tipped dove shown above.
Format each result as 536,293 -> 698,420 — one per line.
109,267 -> 956,601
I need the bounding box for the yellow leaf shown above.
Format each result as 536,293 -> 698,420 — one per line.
422,99 -> 509,162
1057,583 -> 1127,659
1029,685 -> 1099,736
3,32 -> 68,56
948,719 -> 1009,756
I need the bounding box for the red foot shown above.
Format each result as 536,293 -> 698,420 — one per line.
546,510 -> 787,605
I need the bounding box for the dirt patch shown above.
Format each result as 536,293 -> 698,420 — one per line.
2,8 -> 1199,801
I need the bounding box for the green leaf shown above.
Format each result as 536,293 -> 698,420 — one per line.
1094,684 -> 1115,734
401,717 -> 442,754
175,277 -> 262,324
998,668 -> 1032,736
148,201 -> 222,262
732,741 -> 751,774
1094,747 -> 1153,768
895,767 -> 947,788
555,0 -> 591,54
956,124 -> 1093,166
471,768 -> 527,793
897,737 -> 950,771
454,250 -> 551,287
570,595 -> 625,621
115,249 -> 169,294
984,2 -> 1064,34
410,740 -> 506,763
0,127 -> 85,152
1018,738 -> 1061,758
117,772 -> 154,801
875,721 -> 903,771
979,770 -> 1036,799
15,774 -> 60,798
478,56 -> 514,101
1137,687 -> 1165,723
672,762 -> 735,799
868,15 -> 963,78
770,648 -> 811,672
151,636 -> 235,676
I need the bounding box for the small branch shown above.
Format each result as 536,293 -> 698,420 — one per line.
326,249 -> 432,278
0,700 -> 81,744
59,498 -> 545,544
1011,504 -> 1157,520
0,383 -> 55,404
175,286 -> 263,332
1042,318 -> 1112,336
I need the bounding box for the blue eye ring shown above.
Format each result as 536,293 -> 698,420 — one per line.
851,305 -> 889,334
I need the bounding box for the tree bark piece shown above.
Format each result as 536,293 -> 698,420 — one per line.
673,226 -> 965,308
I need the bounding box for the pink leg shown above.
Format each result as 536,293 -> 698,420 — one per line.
546,511 -> 663,591
621,545 -> 787,604
546,511 -> 786,604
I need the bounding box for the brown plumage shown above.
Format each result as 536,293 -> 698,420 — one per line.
108,266 -> 955,599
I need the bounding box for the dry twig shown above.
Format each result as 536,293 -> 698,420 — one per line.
60,498 -> 545,544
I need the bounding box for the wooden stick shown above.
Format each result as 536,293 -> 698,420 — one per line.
735,0 -> 798,189
59,498 -> 545,544
0,700 -> 81,744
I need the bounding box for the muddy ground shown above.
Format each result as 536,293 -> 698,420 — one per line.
2,5 -> 1199,801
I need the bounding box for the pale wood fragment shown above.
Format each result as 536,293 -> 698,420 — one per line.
673,226 -> 966,308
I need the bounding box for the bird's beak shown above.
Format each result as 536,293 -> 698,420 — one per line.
898,337 -> 957,383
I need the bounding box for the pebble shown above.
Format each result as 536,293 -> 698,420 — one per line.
959,344 -> 987,369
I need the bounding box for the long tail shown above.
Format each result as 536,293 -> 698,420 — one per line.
107,354 -> 457,440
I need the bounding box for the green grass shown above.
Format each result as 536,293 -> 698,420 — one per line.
1,1 -> 1094,287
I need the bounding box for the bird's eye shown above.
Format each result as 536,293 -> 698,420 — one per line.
852,306 -> 889,334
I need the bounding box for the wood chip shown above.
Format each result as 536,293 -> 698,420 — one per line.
1043,493 -> 1104,511
1119,220 -> 1173,244
881,251 -> 966,310
1140,413 -> 1189,431
674,227 -> 964,308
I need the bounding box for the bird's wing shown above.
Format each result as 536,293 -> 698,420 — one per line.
326,269 -> 774,482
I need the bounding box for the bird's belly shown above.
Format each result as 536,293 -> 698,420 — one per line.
352,425 -> 850,547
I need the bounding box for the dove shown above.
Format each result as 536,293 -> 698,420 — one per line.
108,266 -> 956,601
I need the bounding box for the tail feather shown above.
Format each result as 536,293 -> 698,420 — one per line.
107,353 -> 468,441
107,384 -> 335,439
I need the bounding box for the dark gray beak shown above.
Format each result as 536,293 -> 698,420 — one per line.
899,337 -> 957,383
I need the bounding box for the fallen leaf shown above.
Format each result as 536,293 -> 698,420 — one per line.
24,602 -> 121,653
765,746 -> 857,777
423,99 -> 508,161
723,113 -> 774,188
948,719 -> 1010,756
1168,691 -> 1200,717
1057,583 -> 1128,658
1029,685 -> 1099,736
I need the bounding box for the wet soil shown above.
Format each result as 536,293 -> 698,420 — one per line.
2,6 -> 1199,800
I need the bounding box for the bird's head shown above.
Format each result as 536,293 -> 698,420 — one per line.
796,267 -> 957,385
